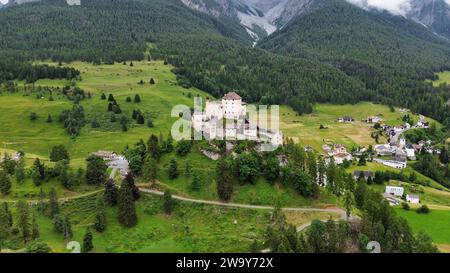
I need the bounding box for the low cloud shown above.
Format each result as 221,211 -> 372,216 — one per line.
346,0 -> 412,16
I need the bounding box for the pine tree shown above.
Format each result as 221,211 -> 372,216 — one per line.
47,114 -> 53,123
146,118 -> 154,128
134,94 -> 141,103
149,78 -> 155,84
358,153 -> 367,166
117,180 -> 137,227
17,201 -> 30,242
48,188 -> 60,218
0,170 -> 11,195
82,229 -> 94,253
108,94 -> 115,102
31,212 -> 40,240
185,161 -> 192,178
123,173 -> 140,201
216,158 -> 233,202
168,159 -> 179,180
147,134 -> 161,160
2,203 -> 12,227
63,216 -> 73,240
190,173 -> 201,192
94,195 -> 107,232
85,155 -> 107,185
14,159 -> 26,184
143,158 -> 158,188
101,93 -> 106,100
137,114 -> 145,124
163,190 -> 175,214
104,179 -> 119,206
0,204 -> 11,251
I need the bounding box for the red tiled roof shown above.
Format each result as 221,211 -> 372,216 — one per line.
223,92 -> 241,100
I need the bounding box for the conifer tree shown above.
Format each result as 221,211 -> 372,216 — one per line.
163,190 -> 175,214
31,212 -> 40,240
104,179 -> 119,206
216,158 -> 233,202
168,159 -> 178,180
82,228 -> 94,253
17,201 -> 30,242
0,170 -> 11,195
48,188 -> 60,217
117,180 -> 137,227
94,195 -> 107,232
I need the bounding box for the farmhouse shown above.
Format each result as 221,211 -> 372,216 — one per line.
334,153 -> 353,164
406,194 -> 420,204
385,186 -> 404,197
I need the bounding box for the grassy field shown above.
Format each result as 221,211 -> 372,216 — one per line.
277,103 -> 431,151
430,71 -> 450,87
0,61 -> 210,166
3,193 -> 338,253
395,208 -> 450,252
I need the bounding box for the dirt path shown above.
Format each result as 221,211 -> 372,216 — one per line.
139,188 -> 347,216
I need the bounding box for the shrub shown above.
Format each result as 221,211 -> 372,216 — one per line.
416,205 -> 430,214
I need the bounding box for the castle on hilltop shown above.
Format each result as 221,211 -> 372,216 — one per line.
192,92 -> 283,146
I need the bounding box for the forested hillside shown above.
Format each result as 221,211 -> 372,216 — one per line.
1,0 -> 450,126
258,0 -> 450,126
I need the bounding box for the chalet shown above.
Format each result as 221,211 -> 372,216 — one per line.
353,170 -> 374,181
406,194 -> 420,204
385,186 -> 404,197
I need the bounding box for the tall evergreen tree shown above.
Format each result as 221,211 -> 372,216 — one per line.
216,158 -> 233,202
123,173 -> 140,201
17,201 -> 30,242
143,158 -> 158,188
168,159 -> 179,180
163,190 -> 175,214
0,170 -> 11,195
82,228 -> 94,253
48,188 -> 60,218
117,180 -> 137,227
94,195 -> 107,232
104,179 -> 119,206
31,212 -> 40,240
85,155 -> 108,185
63,216 -> 73,240
147,134 -> 161,160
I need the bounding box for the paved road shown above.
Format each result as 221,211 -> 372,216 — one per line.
139,188 -> 346,216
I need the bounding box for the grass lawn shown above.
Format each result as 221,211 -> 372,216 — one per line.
0,61 -> 211,167
429,71 -> 450,87
395,208 -> 450,251
277,102 -> 433,152
4,193 -> 338,253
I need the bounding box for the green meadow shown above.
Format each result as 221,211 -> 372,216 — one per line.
430,71 -> 450,87
395,208 -> 450,251
278,103 -> 433,151
4,193 -> 337,253
1,61 -> 210,165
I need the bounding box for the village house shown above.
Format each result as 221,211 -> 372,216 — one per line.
385,186 -> 404,197
383,192 -> 400,206
93,151 -> 118,161
337,116 -> 354,123
365,116 -> 382,123
374,144 -> 393,156
373,158 -> 407,169
323,144 -> 352,164
406,194 -> 420,204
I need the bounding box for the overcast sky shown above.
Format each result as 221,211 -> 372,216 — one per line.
0,0 -> 8,4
